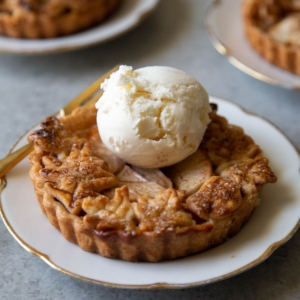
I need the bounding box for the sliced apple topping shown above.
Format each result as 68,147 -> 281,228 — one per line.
103,165 -> 166,200
163,149 -> 213,196
130,166 -> 173,188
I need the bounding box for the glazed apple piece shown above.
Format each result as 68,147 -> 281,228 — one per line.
163,149 -> 212,195
131,166 -> 173,188
103,165 -> 166,200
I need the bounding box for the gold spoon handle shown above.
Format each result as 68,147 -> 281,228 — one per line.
0,143 -> 33,178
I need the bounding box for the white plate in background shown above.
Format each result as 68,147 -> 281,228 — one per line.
0,0 -> 159,55
206,0 -> 300,89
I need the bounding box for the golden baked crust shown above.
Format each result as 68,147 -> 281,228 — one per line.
243,0 -> 300,75
0,0 -> 121,39
27,104 -> 277,262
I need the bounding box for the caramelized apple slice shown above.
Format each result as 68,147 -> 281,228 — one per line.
122,182 -> 166,199
103,165 -> 166,200
163,149 -> 212,195
131,166 -> 173,188
116,165 -> 148,182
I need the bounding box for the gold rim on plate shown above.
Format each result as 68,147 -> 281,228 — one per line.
0,96 -> 300,289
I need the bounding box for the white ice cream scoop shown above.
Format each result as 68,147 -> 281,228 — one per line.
95,65 -> 211,168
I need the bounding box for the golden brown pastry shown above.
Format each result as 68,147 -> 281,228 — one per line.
0,0 -> 121,39
27,105 -> 277,262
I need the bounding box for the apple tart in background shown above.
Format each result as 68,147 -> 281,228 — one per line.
27,104 -> 277,262
243,0 -> 300,75
0,0 -> 122,39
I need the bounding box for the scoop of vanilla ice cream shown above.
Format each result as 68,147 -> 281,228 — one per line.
95,65 -> 211,168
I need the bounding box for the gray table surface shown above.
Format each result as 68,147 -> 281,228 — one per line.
1,1 -> 300,299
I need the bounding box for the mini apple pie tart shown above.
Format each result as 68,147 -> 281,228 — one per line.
0,0 -> 121,39
27,105 -> 277,262
243,0 -> 300,75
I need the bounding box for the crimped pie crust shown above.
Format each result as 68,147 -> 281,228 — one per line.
0,0 -> 121,39
27,105 -> 277,262
243,0 -> 300,75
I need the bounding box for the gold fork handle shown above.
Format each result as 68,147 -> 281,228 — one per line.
0,65 -> 118,179
0,91 -> 103,179
0,143 -> 33,178
0,90 -> 103,178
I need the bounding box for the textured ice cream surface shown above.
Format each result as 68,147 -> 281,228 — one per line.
96,65 -> 211,168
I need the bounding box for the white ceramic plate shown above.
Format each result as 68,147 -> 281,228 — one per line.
1,96 -> 300,289
206,0 -> 300,90
0,0 -> 159,55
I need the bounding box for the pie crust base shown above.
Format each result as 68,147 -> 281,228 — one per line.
0,0 -> 121,39
28,105 -> 277,262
